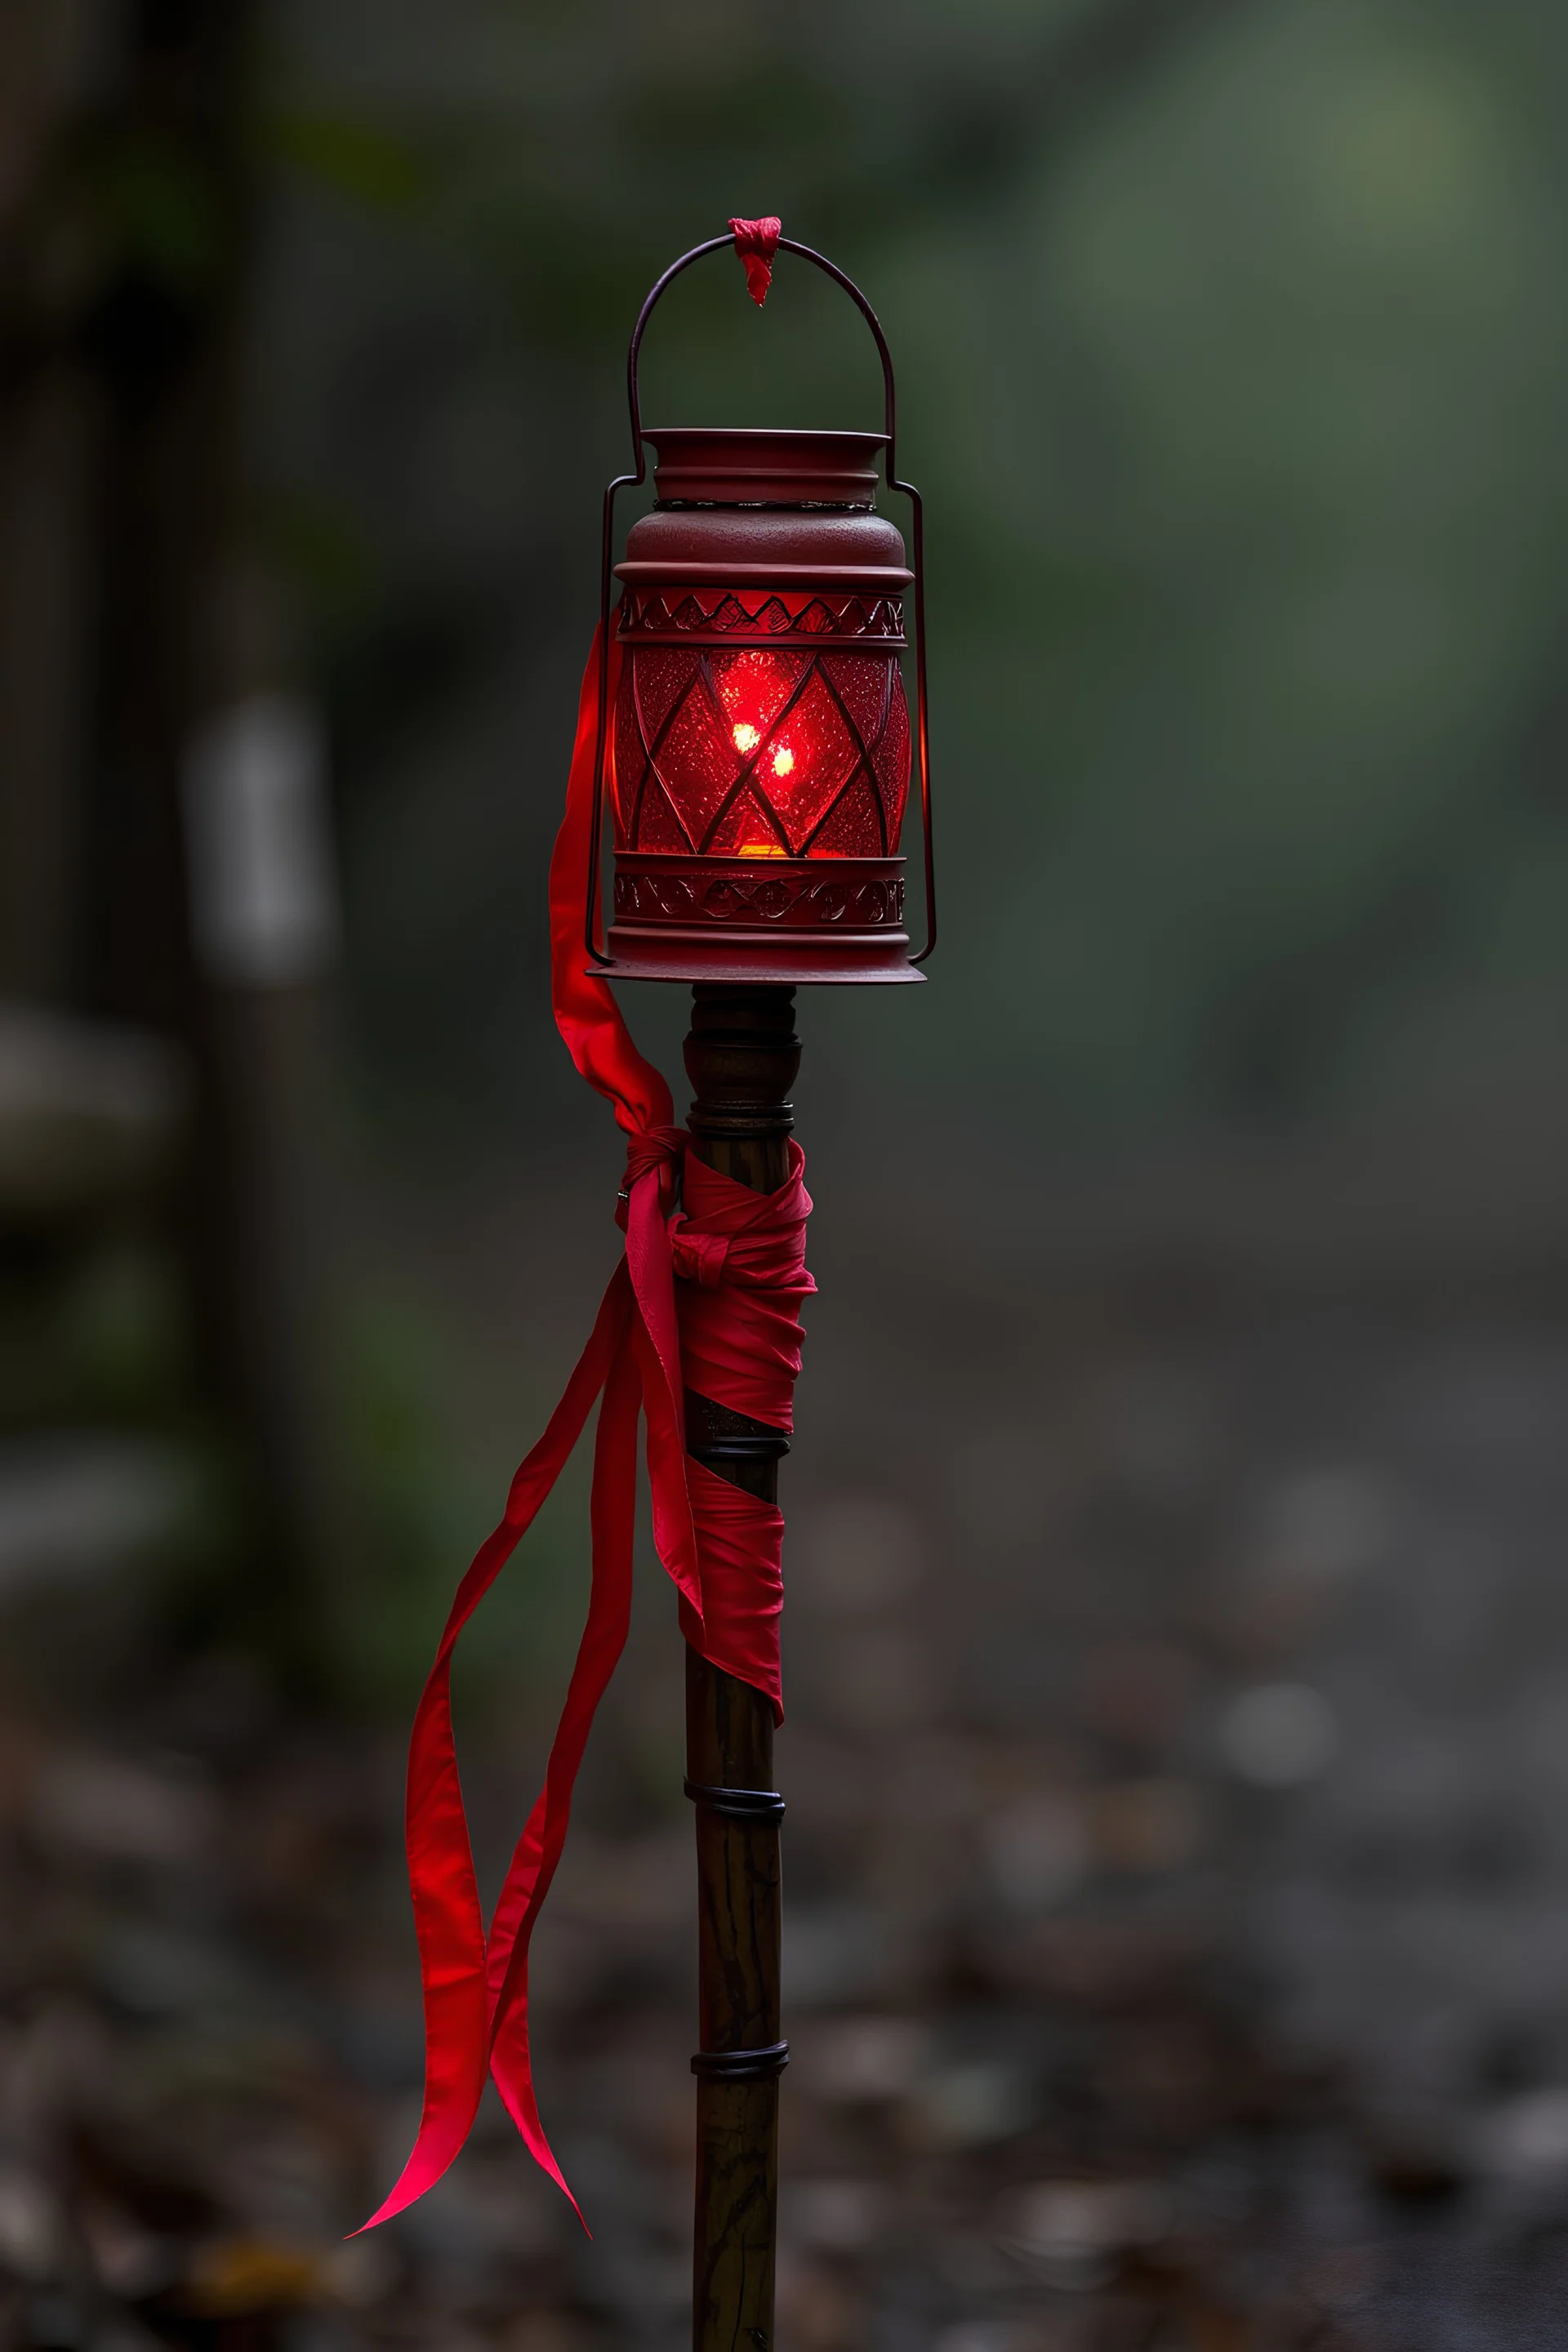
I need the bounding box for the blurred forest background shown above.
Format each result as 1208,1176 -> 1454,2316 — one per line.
4,2 -> 1568,2349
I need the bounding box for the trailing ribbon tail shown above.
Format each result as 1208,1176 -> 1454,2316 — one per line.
357,1267 -> 639,2230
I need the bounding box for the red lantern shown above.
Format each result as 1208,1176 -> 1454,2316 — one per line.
586,237 -> 935,984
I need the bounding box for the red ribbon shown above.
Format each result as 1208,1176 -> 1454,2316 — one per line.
729,215 -> 782,307
359,629 -> 813,2234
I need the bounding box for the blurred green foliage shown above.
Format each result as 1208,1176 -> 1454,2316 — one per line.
333,1286 -> 591,1712
256,0 -> 1568,1148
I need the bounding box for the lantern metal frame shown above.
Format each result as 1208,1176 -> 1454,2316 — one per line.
584,235 -> 936,974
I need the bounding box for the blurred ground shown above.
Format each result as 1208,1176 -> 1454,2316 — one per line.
5,1022 -> 1568,2352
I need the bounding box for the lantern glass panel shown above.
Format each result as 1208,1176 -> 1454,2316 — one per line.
614,602 -> 909,862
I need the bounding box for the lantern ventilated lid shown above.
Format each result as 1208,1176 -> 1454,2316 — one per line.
644,428 -> 886,509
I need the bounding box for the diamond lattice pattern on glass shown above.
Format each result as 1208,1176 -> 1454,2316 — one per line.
616,644 -> 910,858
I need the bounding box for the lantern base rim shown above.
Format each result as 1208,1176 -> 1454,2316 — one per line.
595,940 -> 924,987
599,968 -> 925,986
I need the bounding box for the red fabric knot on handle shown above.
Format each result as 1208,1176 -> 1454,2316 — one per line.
619,1123 -> 687,1224
359,624 -> 812,2241
729,215 -> 782,306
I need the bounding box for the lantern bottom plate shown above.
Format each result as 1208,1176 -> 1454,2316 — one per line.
597,933 -> 924,986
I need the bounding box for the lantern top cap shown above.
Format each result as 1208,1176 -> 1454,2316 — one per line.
643,426 -> 887,510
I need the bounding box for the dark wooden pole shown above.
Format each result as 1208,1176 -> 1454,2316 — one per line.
681,981 -> 799,2352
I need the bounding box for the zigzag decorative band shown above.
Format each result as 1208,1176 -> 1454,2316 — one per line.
617,583 -> 905,648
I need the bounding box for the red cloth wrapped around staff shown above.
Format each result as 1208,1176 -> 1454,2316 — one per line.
359,627 -> 813,2234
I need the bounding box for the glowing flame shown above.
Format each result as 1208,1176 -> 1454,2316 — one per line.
771,747 -> 795,778
732,723 -> 760,754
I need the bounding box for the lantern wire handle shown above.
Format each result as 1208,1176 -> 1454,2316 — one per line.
585,234 -> 936,970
